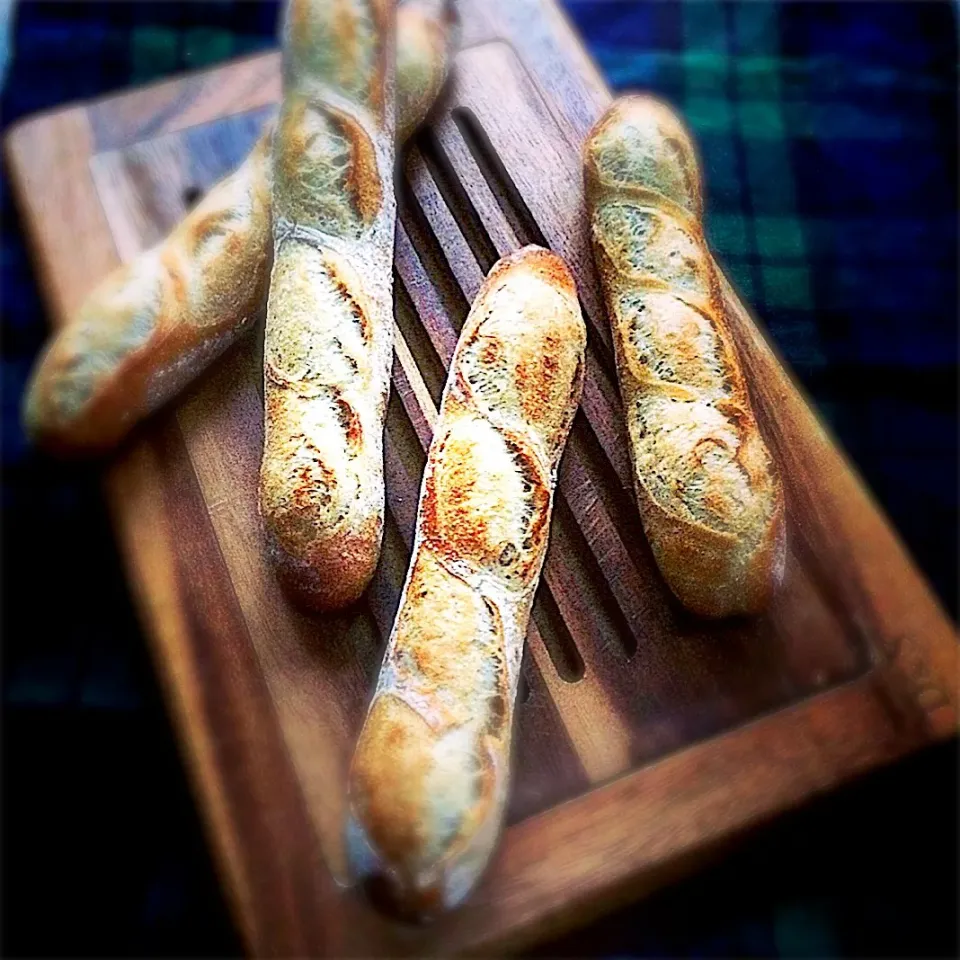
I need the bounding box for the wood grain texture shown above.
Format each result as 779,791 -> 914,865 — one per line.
5,0 -> 957,954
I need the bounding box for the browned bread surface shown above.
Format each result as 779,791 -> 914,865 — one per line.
584,94 -> 784,618
346,246 -> 586,918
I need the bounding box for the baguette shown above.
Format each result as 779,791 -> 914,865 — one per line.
258,0 -> 397,612
22,0 -> 455,457
346,246 -> 586,919
584,95 -> 784,618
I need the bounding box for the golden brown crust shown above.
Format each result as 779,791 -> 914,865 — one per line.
264,512 -> 382,611
585,94 -> 784,618
351,694 -> 439,868
635,471 -> 786,619
584,94 -> 702,219
21,1 -> 455,458
273,95 -> 384,236
346,246 -> 586,918
420,405 -> 553,588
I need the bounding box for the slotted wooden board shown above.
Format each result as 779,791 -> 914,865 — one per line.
5,1 -> 958,955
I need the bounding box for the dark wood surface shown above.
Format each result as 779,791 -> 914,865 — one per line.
5,0 -> 957,954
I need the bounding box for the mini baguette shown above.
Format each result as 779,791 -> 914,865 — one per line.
22,0 -> 455,457
346,246 -> 586,919
258,0 -> 397,612
584,95 -> 784,618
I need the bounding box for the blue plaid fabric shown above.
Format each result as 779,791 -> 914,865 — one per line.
1,2 -> 956,956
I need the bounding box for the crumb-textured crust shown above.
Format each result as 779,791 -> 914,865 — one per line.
20,1 -> 455,458
22,134 -> 273,456
584,95 -> 785,618
259,0 -> 397,612
345,246 -> 586,919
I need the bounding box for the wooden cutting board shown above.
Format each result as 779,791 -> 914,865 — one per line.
5,0 -> 957,955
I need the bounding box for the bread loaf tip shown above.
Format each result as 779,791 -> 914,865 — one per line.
262,512 -> 383,612
20,133 -> 273,457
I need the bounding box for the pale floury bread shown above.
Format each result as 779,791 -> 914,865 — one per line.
22,0 -> 456,456
584,95 -> 785,618
346,246 -> 586,919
